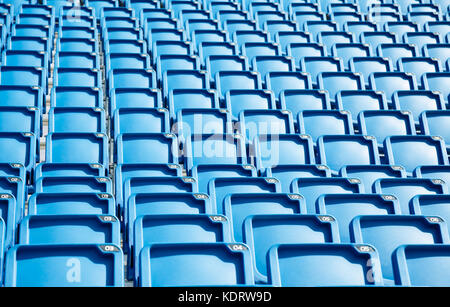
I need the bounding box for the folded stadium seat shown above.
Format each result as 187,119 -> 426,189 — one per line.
329,2 -> 358,14
125,0 -> 159,12
0,163 -> 26,185
186,19 -> 221,40
265,72 -> 312,102
132,214 -> 231,284
59,5 -> 95,18
317,31 -> 354,55
105,53 -> 151,72
50,87 -> 103,110
223,193 -> 306,244
0,86 -> 43,112
157,54 -> 200,82
293,11 -> 326,30
393,245 -> 450,286
280,89 -> 331,120
138,242 -> 254,287
0,66 -> 46,95
103,16 -> 140,30
384,21 -> 419,41
393,90 -> 446,126
332,43 -> 371,70
303,20 -> 338,41
256,10 -> 288,30
398,57 -> 441,89
267,243 -> 383,286
145,18 -> 181,40
361,31 -> 397,54
4,244 -> 123,287
16,13 -> 55,30
288,2 -> 319,15
0,193 -> 16,250
175,108 -> 233,146
232,30 -> 270,49
263,20 -> 298,42
242,42 -> 282,63
368,11 -> 403,25
113,108 -> 169,140
298,110 -> 354,144
105,27 -> 144,41
205,55 -> 248,84
209,1 -> 240,18
245,214 -> 339,284
224,20 -> 258,37
35,176 -> 113,194
54,67 -> 101,88
139,7 -> 172,21
59,26 -> 99,40
411,194 -> 450,233
404,32 -> 441,57
191,164 -> 256,193
35,163 -> 106,182
407,11 -> 441,30
349,57 -> 393,88
48,107 -> 105,134
331,11 -> 364,26
216,71 -> 263,100
208,177 -> 281,215
423,44 -> 450,69
0,132 -> 35,178
249,1 -> 281,19
369,72 -> 418,105
0,106 -> 40,140
182,9 -> 212,25
287,43 -> 327,70
198,41 -> 238,66
275,31 -> 312,53
169,0 -> 202,18
2,50 -> 49,70
415,164 -> 450,187
318,194 -> 401,243
358,110 -> 416,149
420,110 -> 450,153
114,163 -> 181,208
101,6 -> 135,18
191,30 -> 228,52
168,88 -> 219,120
300,57 -> 344,88
110,88 -> 161,114
55,51 -> 100,69
344,21 -> 378,43
60,15 -> 96,28
18,214 -> 120,246
423,72 -> 450,105
424,21 -> 450,41
317,72 -> 365,104
163,69 -> 210,100
57,38 -> 99,54
385,135 -> 449,174
376,43 -> 418,69
85,0 -> 118,18
108,68 -> 156,90
351,215 -> 449,286
0,217 -> 3,282
46,132 -> 108,170
340,165 -> 407,194
0,2 -> 12,15
374,177 -> 447,215
11,24 -> 52,40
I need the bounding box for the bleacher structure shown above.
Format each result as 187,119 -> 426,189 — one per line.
0,0 -> 449,288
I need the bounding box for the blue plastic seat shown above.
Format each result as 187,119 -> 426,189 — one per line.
304,20 -> 338,41
4,244 -> 123,287
318,194 -> 400,243
133,214 -> 231,283
157,54 -> 200,82
232,30 -> 269,49
168,88 -> 219,120
60,15 -> 96,28
11,24 -> 52,39
0,163 -> 26,184
393,90 -> 445,124
103,16 -> 139,29
58,25 -> 98,40
249,1 -> 281,18
56,52 -> 100,69
208,177 -> 281,215
361,31 -> 397,53
404,32 -> 440,56
110,88 -> 161,113
377,43 -> 418,68
152,40 -> 193,65
0,67 -> 46,94
0,193 -> 16,250
368,11 -> 403,25
340,164 -> 407,194
198,41 -> 238,66
318,72 -> 365,102
280,89 -> 331,119
423,44 -> 450,69
336,90 -> 388,125
191,30 -> 227,52
300,57 -> 344,87
185,19 -> 220,39
385,135 -> 449,174
181,9 -> 212,25
102,7 -> 134,18
35,176 -> 113,194
2,50 -> 48,70
109,68 -> 156,90
116,133 -> 177,164
317,31 -> 354,55
224,20 -> 258,36
54,68 -> 101,88
58,38 -> 99,54
420,111 -> 450,151
254,134 -> 315,173
423,72 -> 450,104
411,194 -> 450,234
275,31 -> 312,53
265,164 -> 331,192
263,20 -> 298,42
139,243 -> 254,287
185,133 -> 247,172
51,87 -> 103,109
425,21 -> 450,41
349,57 -> 393,88
168,0 -> 201,17
344,21 -> 378,42
293,11 -> 326,29
252,56 -> 296,81
191,164 -> 256,194
126,0 -> 159,12
163,69 -> 209,98
16,13 -> 55,29
242,42 -> 281,63
18,214 -> 120,245
358,110 -> 416,146
113,108 -> 169,139
351,215 -> 449,286
85,0 -> 117,18
48,107 -> 105,134
245,214 -> 339,284
298,110 -> 354,144
384,21 -> 419,41
105,27 -> 144,41
216,71 -> 262,99
332,43 -> 371,70
106,53 -> 150,72
398,57 -> 441,89
329,2 -> 358,14
46,133 -> 108,169
256,11 -> 288,29
34,163 -> 106,181
407,11 -> 441,30
59,5 -> 94,18
268,243 -> 383,286
0,132 -> 35,175
369,72 -> 418,103
265,71 -> 312,101
0,106 -> 40,142
287,43 -> 327,70
374,178 -> 447,215
205,55 -> 248,83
